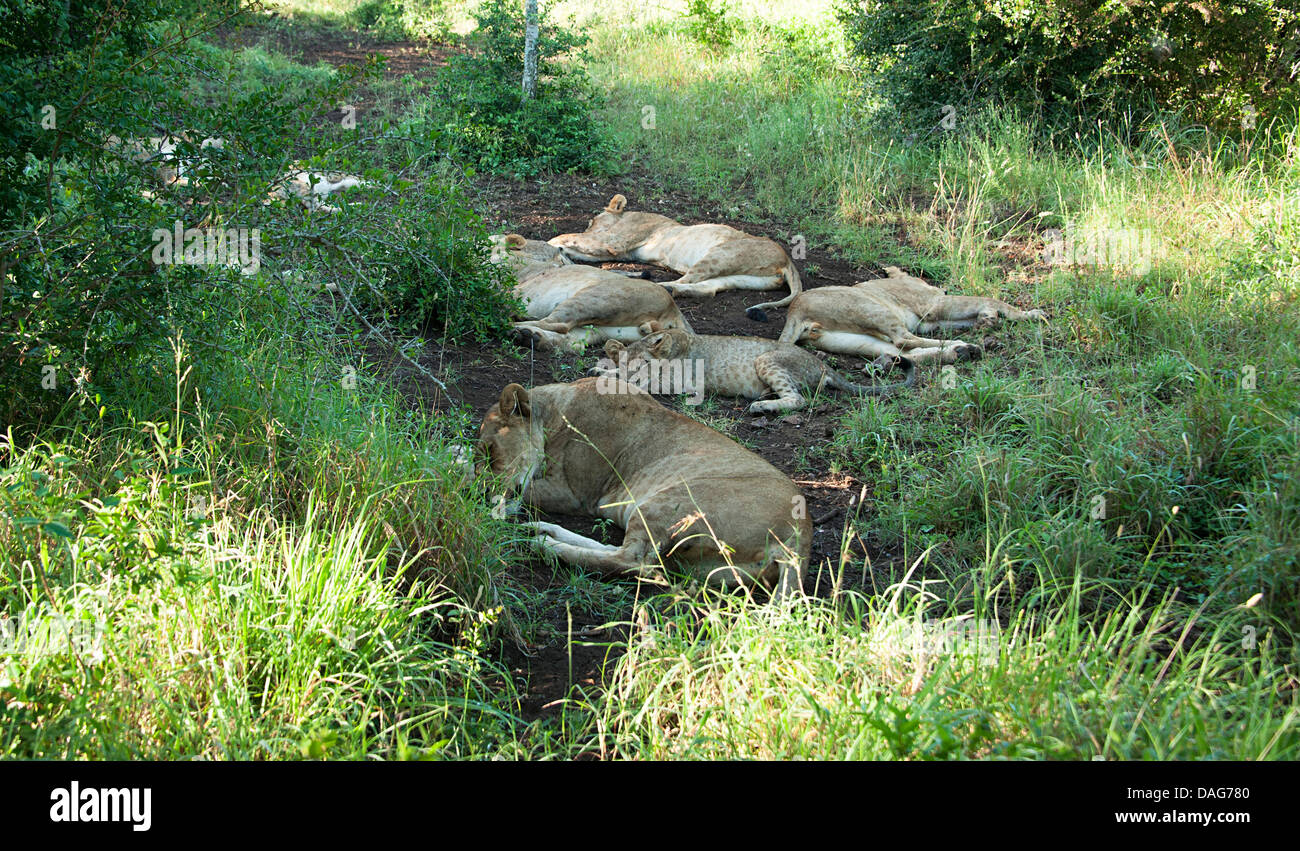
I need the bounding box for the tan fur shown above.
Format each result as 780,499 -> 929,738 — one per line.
489,234 -> 693,351
774,266 -> 1048,364
478,378 -> 811,598
599,327 -> 915,414
265,166 -> 370,213
105,135 -> 365,213
548,194 -> 803,309
104,133 -> 225,189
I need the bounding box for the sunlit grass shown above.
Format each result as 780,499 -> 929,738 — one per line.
8,0 -> 1296,761
596,582 -> 1299,760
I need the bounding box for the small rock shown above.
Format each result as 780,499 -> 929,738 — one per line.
780,414 -> 804,427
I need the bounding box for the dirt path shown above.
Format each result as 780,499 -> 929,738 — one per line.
384,172 -> 926,722
226,25 -> 935,725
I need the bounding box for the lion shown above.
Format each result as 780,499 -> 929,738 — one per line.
478,378 -> 811,598
104,133 -> 225,189
756,266 -> 1047,364
490,234 -> 693,351
547,194 -> 803,309
265,166 -> 372,213
593,326 -> 916,414
106,135 -> 367,213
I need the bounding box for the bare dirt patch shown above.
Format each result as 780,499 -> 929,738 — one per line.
226,24 -> 921,726
369,172 -> 925,723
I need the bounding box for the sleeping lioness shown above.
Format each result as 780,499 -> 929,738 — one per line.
761,266 -> 1047,364
490,234 -> 693,351
548,194 -> 803,310
478,378 -> 811,598
265,167 -> 372,213
105,134 -> 369,213
593,326 -> 915,414
104,132 -> 225,189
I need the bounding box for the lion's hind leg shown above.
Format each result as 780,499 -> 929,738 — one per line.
747,354 -> 807,415
808,327 -> 975,365
931,295 -> 1047,328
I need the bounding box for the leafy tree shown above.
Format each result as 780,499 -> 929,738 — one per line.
431,0 -> 612,175
836,0 -> 1300,130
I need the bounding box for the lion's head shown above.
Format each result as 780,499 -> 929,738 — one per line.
603,325 -> 690,369
489,233 -> 571,274
477,383 -> 546,492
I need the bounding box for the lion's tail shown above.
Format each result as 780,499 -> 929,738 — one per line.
745,258 -> 803,321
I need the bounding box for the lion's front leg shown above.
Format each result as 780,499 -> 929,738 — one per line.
527,521 -> 658,579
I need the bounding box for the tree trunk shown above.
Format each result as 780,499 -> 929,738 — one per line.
522,0 -> 539,100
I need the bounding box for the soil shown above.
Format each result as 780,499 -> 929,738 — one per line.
228,27 -> 961,728
382,174 -> 923,724
211,16 -> 456,128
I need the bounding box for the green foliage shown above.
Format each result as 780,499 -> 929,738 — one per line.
0,2 -> 357,429
4,0 -> 1297,762
682,0 -> 738,49
827,306 -> 1300,629
596,588 -> 1298,760
348,0 -> 453,40
328,181 -> 521,342
836,0 -> 1300,130
0,0 -> 522,428
0,338 -> 524,758
430,0 -> 613,176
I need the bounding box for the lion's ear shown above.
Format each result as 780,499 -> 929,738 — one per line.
505,233 -> 526,247
606,194 -> 627,214
604,340 -> 625,359
498,383 -> 531,418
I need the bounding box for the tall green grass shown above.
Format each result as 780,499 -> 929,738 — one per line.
594,581 -> 1298,759
0,321 -> 530,758
8,0 -> 1295,760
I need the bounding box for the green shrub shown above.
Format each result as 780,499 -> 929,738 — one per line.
835,0 -> 1300,130
0,2 -> 355,429
333,183 -> 522,342
430,0 -> 613,176
348,0 -> 453,40
682,0 -> 738,49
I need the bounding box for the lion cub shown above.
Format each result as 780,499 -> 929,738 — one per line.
595,326 -> 915,415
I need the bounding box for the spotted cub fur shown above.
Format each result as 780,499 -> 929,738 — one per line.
598,327 -> 915,415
